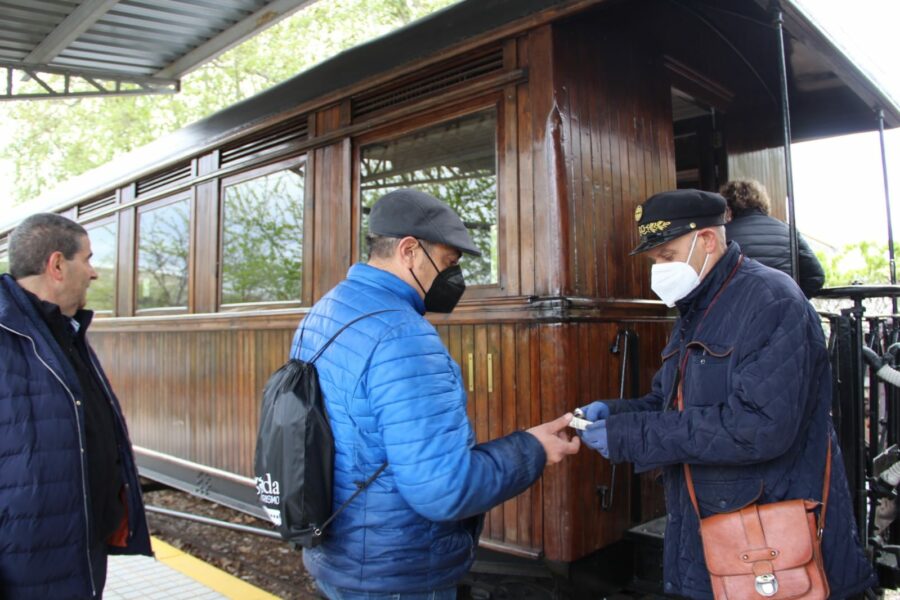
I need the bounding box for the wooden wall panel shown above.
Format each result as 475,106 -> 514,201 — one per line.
727,147 -> 788,222
90,310 -> 671,562
312,106 -> 352,301
90,327 -> 294,477
552,16 -> 677,301
519,25 -> 566,298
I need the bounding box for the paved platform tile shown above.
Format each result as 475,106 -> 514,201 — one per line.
104,537 -> 279,600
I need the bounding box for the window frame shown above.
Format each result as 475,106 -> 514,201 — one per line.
216,154 -> 310,312
352,94 -> 516,300
134,190 -> 194,316
82,214 -> 119,317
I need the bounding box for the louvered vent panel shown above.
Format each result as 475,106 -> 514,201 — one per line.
352,47 -> 505,119
136,162 -> 193,197
77,193 -> 116,220
220,116 -> 309,167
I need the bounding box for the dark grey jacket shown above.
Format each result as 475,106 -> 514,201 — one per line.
725,209 -> 825,298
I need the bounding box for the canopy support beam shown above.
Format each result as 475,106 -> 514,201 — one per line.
0,61 -> 178,101
774,6 -> 800,285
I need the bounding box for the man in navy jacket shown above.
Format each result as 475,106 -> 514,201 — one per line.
291,189 -> 580,599
579,190 -> 875,598
0,213 -> 151,599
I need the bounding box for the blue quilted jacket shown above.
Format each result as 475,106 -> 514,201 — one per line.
290,264 -> 545,593
0,274 -> 151,599
605,243 -> 876,599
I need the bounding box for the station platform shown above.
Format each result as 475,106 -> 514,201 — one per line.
106,537 -> 279,600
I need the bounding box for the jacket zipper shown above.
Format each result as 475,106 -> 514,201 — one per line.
0,322 -> 97,597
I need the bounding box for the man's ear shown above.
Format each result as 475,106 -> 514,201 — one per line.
396,236 -> 419,268
45,251 -> 66,282
699,229 -> 719,253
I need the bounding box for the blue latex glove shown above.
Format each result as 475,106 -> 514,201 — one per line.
581,420 -> 609,458
580,401 -> 610,422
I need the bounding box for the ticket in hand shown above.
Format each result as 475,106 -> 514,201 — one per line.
568,408 -> 592,430
568,416 -> 593,430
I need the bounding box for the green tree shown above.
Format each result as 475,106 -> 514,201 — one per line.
816,241 -> 899,286
2,0 -> 457,203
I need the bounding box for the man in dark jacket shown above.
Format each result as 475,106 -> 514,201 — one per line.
721,179 -> 825,298
578,190 -> 875,598
0,213 -> 151,599
291,189 -> 580,599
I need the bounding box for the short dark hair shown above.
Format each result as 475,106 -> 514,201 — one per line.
720,179 -> 770,216
9,213 -> 87,280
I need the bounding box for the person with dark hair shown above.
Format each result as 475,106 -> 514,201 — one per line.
720,179 -> 825,298
291,189 -> 580,599
0,213 -> 151,599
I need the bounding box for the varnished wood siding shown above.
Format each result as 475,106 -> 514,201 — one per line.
553,16 -> 676,300
727,147 -> 788,222
91,328 -> 293,476
90,313 -> 671,562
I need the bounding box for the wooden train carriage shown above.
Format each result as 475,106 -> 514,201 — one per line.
1,0 -> 897,565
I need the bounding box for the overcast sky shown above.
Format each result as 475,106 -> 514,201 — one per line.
791,0 -> 900,249
0,0 -> 898,252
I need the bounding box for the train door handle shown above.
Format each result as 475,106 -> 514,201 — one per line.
487,353 -> 493,393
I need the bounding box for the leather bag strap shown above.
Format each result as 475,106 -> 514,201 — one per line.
680,376 -> 833,534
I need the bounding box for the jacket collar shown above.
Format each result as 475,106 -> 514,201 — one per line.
347,263 -> 426,315
0,274 -> 82,391
675,241 -> 742,315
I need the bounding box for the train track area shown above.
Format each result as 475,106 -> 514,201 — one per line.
143,487 -> 318,599
142,486 -> 568,599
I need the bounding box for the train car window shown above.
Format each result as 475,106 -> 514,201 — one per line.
85,219 -> 117,314
220,160 -> 306,306
136,196 -> 190,311
0,250 -> 7,274
360,110 -> 498,285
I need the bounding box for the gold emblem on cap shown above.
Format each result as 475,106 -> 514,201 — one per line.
634,205 -> 643,222
689,222 -> 697,229
638,220 -> 671,236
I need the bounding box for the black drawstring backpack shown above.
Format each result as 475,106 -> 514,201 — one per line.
253,310 -> 392,547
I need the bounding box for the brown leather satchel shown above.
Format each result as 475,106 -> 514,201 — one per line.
683,424 -> 832,599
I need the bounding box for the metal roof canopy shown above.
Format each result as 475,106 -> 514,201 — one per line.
0,0 -> 316,100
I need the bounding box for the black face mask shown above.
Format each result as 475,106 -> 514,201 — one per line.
409,242 -> 466,313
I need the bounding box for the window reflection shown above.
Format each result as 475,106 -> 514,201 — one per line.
360,110 -> 498,285
221,163 -> 305,305
137,199 -> 189,310
85,221 -> 117,312
0,252 -> 7,274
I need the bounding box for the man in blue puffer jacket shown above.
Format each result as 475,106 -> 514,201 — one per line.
0,213 -> 151,599
579,190 -> 875,599
291,189 -> 580,599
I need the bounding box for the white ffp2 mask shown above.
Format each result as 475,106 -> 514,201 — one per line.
650,233 -> 710,307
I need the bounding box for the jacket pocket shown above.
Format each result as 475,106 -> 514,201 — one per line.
693,473 -> 763,515
430,522 -> 473,556
683,342 -> 733,408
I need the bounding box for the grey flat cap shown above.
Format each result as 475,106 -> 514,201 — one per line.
368,188 -> 482,256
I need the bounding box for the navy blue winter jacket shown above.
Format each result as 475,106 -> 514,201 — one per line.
290,264 -> 546,593
605,243 -> 875,599
0,274 -> 151,599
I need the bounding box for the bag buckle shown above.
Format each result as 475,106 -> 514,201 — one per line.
755,574 -> 778,597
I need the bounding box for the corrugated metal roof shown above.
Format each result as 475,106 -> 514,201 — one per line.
0,0 -> 316,99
